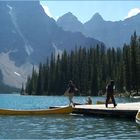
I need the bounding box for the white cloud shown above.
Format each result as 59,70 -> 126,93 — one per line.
40,1 -> 53,18
125,8 -> 140,19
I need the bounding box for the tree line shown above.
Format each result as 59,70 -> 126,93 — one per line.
25,32 -> 140,96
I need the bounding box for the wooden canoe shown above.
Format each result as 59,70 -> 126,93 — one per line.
136,109 -> 140,125
0,106 -> 73,115
96,100 -> 112,105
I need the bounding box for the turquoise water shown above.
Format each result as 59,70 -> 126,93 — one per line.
0,94 -> 140,139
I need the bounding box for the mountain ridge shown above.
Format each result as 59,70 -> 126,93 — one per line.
57,12 -> 140,47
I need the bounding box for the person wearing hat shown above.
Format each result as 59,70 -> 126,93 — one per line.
105,80 -> 117,108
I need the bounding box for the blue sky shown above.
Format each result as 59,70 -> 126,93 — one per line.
40,1 -> 140,23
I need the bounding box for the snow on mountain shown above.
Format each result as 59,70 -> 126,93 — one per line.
0,52 -> 37,88
7,4 -> 33,56
52,43 -> 63,59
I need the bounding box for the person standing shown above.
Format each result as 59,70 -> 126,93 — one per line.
105,80 -> 117,108
85,96 -> 92,105
65,80 -> 78,105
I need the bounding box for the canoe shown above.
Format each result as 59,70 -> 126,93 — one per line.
96,101 -> 105,104
96,100 -> 112,105
136,109 -> 140,125
130,96 -> 140,99
0,106 -> 73,115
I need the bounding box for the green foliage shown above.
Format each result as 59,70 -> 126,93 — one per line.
25,32 -> 140,96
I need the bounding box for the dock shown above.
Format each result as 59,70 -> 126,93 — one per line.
50,102 -> 140,119
73,102 -> 140,119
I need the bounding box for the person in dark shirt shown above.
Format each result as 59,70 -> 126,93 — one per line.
67,80 -> 78,105
105,80 -> 117,108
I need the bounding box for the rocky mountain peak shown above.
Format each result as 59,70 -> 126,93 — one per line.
58,12 -> 78,21
57,12 -> 84,32
91,12 -> 104,22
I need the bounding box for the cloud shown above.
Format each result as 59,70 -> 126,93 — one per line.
125,8 -> 140,19
40,1 -> 53,18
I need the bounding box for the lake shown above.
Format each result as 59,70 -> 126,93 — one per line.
0,93 -> 140,139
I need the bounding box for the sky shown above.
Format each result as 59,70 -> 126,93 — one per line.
40,0 -> 140,23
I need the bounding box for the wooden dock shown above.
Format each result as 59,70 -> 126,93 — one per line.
73,102 -> 140,119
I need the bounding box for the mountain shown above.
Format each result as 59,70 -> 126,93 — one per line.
85,13 -> 104,25
0,1 -> 102,90
57,12 -> 84,33
57,12 -> 140,47
84,13 -> 140,47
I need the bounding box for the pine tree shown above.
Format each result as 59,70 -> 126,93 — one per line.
123,44 -> 131,92
130,32 -> 139,93
25,32 -> 140,96
36,63 -> 43,95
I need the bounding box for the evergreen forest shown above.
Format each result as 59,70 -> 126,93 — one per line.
25,32 -> 140,96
